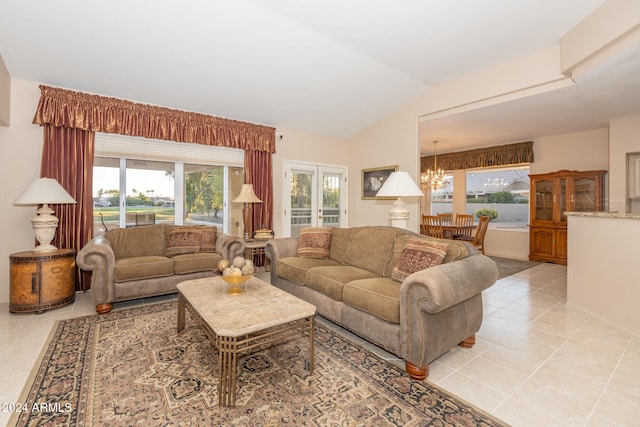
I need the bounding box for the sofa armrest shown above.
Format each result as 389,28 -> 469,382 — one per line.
265,237 -> 299,279
401,254 -> 498,315
400,253 -> 498,368
215,233 -> 246,261
76,235 -> 116,306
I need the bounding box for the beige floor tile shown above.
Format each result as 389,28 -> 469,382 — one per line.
479,343 -> 546,377
495,397 -> 572,427
456,355 -> 528,395
513,377 -> 598,426
435,371 -> 509,413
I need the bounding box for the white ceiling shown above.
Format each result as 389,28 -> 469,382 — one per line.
2,0 -> 637,155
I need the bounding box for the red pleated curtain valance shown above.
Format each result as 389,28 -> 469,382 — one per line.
32,85 -> 276,153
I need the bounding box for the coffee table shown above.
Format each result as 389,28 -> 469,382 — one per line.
177,276 -> 316,407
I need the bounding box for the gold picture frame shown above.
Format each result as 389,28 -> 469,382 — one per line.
361,165 -> 398,199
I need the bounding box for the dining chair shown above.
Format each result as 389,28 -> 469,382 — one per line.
421,215 -> 444,238
437,213 -> 453,226
455,215 -> 490,254
452,214 -> 474,239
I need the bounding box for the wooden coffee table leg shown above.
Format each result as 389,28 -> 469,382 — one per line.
218,335 -> 238,407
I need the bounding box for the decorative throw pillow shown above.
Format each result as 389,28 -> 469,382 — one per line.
297,227 -> 333,259
189,226 -> 217,253
165,227 -> 202,257
391,239 -> 447,282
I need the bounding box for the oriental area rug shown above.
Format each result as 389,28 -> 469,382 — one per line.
11,301 -> 508,426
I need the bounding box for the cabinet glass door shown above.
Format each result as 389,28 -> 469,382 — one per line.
573,177 -> 597,212
560,178 -> 567,222
534,179 -> 554,221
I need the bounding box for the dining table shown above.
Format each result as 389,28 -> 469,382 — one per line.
440,224 -> 476,240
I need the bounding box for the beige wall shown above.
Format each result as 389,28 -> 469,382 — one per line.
567,214 -> 640,337
0,79 -> 45,304
0,54 -> 10,126
271,127 -> 351,237
349,105 -> 422,231
609,114 -> 640,212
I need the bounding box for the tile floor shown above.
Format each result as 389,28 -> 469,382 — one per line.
1,263 -> 638,426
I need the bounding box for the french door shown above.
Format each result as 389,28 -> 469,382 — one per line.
283,161 -> 348,237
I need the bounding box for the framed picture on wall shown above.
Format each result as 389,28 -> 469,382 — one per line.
361,165 -> 398,199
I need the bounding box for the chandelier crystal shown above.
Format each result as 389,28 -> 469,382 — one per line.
421,141 -> 451,191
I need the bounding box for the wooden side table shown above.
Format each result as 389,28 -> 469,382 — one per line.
9,249 -> 76,313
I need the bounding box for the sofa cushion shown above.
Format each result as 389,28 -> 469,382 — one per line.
343,278 -> 401,324
165,227 -> 202,257
179,225 -> 218,253
391,238 -> 447,282
114,256 -> 174,282
344,227 -> 399,276
173,252 -> 222,274
297,227 -> 333,259
105,224 -> 166,259
277,257 -> 340,285
305,266 -> 379,301
329,227 -> 352,264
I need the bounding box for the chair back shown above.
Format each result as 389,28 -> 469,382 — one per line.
473,215 -> 491,254
454,214 -> 474,237
437,213 -> 453,226
421,215 -> 444,238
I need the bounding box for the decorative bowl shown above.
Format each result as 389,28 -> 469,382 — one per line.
220,274 -> 252,294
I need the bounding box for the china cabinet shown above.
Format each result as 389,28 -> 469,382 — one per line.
529,170 -> 606,264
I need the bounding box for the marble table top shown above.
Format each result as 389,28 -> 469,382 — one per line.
177,276 -> 316,337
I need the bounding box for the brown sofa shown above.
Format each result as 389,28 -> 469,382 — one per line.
265,226 -> 498,380
77,224 -> 245,314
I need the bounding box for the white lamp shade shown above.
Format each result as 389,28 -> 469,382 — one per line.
375,172 -> 424,198
14,178 -> 76,205
232,184 -> 262,203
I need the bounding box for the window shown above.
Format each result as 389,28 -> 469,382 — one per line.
430,176 -> 454,216
465,167 -> 530,229
92,133 -> 245,236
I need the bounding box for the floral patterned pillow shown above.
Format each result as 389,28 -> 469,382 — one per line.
391,239 -> 447,282
297,227 -> 333,259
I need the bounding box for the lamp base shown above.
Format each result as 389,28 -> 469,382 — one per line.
388,198 -> 410,229
242,203 -> 253,240
32,206 -> 60,252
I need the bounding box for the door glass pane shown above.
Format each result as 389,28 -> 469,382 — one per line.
573,178 -> 596,212
290,170 -> 313,237
93,157 -> 120,235
126,159 -> 175,226
322,173 -> 341,227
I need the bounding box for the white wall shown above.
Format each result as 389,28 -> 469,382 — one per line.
271,127 -> 351,237
0,79 -> 44,304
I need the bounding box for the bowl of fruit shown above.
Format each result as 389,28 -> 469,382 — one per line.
217,256 -> 255,294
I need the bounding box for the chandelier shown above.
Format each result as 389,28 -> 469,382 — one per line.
421,141 -> 451,191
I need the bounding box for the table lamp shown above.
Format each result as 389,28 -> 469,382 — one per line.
232,184 -> 262,239
375,171 -> 424,229
14,177 -> 77,252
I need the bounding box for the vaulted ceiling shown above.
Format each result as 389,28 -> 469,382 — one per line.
2,1 -> 638,155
